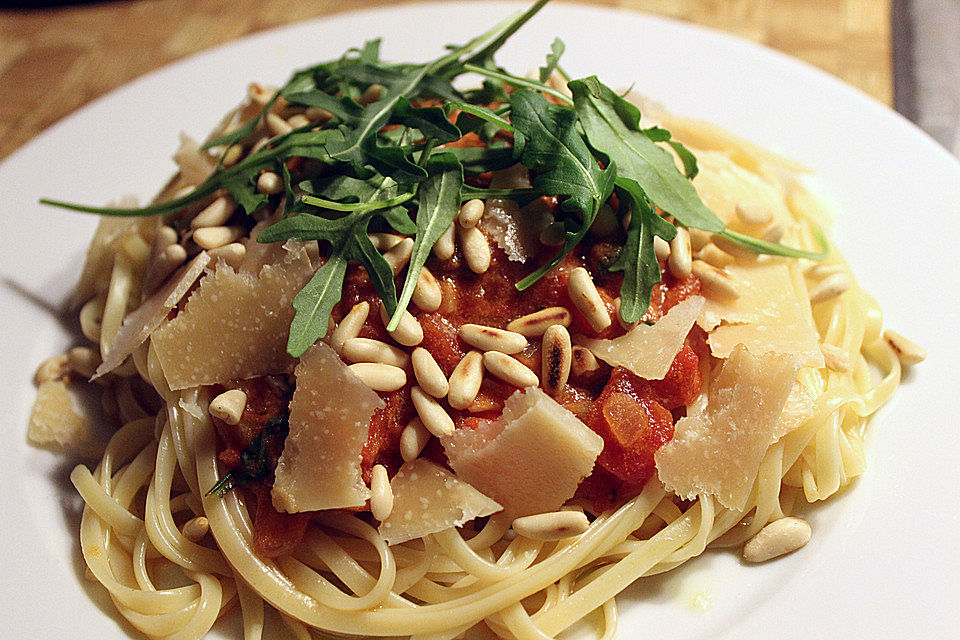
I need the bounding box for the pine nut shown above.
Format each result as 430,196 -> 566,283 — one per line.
383,237 -> 414,276
448,350 -> 484,410
808,272 -> 850,304
181,516 -> 210,543
191,196 -> 235,229
541,325 -> 572,398
151,225 -> 178,257
369,232 -> 404,252
460,226 -> 491,274
209,389 -> 248,425
512,511 -> 589,541
571,346 -> 599,376
458,199 -> 485,228
735,200 -> 773,226
67,346 -> 101,380
883,329 -> 926,366
711,232 -> 756,261
589,204 -> 618,238
805,263 -> 844,280
819,344 -> 852,372
193,225 -> 244,251
257,170 -> 283,195
539,222 -> 566,247
266,112 -> 293,136
287,113 -> 311,129
331,301 -> 369,353
412,348 -> 449,398
699,243 -> 735,268
654,235 -> 670,261
400,418 -> 431,462
620,210 -> 631,231
143,243 -> 187,295
305,106 -> 333,123
433,223 -> 456,260
506,307 -> 572,337
668,227 -> 692,278
342,337 -> 410,368
742,516 -> 811,562
370,464 -> 393,521
688,227 -> 711,252
762,223 -> 785,243
348,363 -> 407,392
34,354 -> 69,384
567,267 -> 611,332
208,242 -> 246,268
411,386 -> 454,437
459,324 -> 527,354
613,297 -> 637,330
247,82 -> 275,105
691,260 -> 739,300
222,144 -> 243,167
483,351 -> 539,388
380,304 -> 423,346
411,267 -> 442,312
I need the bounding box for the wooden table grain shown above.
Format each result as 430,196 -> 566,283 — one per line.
0,0 -> 891,161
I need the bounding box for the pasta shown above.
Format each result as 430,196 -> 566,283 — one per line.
29,6 -> 923,640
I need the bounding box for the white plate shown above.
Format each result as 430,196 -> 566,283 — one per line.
2,2 -> 958,638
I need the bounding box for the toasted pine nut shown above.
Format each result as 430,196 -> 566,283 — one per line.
342,338 -> 410,368
181,516 -> 210,543
567,267 -> 611,332
711,232 -> 756,260
539,222 -> 566,247
688,227 -> 711,252
691,260 -> 739,300
742,516 -> 811,562
411,267 -> 442,312
266,112 -> 293,136
506,307 -> 572,338
762,223 -> 786,243
143,243 -> 187,295
247,82 -> 275,105
208,242 -> 246,268
613,297 -> 637,330
383,237 -> 414,276
411,386 -> 454,437
222,144 -> 243,167
459,324 -> 527,354
369,232 -> 404,252
541,325 -> 572,398
370,464 -> 393,521
883,329 -> 926,366
735,200 -> 773,226
67,346 -> 101,380
589,204 -> 618,238
483,351 -> 539,388
808,272 -> 850,304
287,113 -> 311,129
412,348 -> 449,398
512,511 -> 589,541
305,106 -> 333,122
571,346 -> 599,376
699,243 -> 735,268
34,354 -> 69,384
448,350 -> 484,410
256,171 -> 283,195
193,225 -> 243,251
209,389 -> 248,425
433,223 -> 456,260
380,304 -> 423,347
460,226 -> 491,274
653,235 -> 670,261
331,301 -> 369,353
805,263 -> 844,280
151,225 -> 178,257
400,418 -> 432,462
668,227 -> 692,279
819,343 -> 852,373
348,363 -> 407,392
458,199 -> 485,228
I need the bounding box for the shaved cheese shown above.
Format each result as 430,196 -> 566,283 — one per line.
443,387 -> 603,519
272,343 -> 383,513
480,164 -> 550,262
655,345 -> 799,510
152,246 -> 313,389
72,209 -> 154,308
775,370 -> 820,439
94,252 -> 210,378
577,296 -> 704,380
172,134 -> 217,187
699,261 -> 824,368
379,459 -> 502,545
28,380 -> 98,457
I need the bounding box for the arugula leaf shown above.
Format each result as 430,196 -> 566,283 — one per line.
539,38 -> 565,82
392,98 -> 461,144
569,75 -> 724,232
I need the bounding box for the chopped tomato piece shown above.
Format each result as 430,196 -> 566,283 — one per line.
250,484 -> 309,558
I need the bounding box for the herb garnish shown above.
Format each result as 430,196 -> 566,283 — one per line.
206,414 -> 289,498
41,0 -> 825,357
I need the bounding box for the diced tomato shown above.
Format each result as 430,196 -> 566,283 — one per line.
250,484 -> 309,558
361,389 -> 413,479
417,312 -> 464,377
645,344 -> 701,410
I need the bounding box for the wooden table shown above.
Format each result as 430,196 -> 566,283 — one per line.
0,0 -> 891,161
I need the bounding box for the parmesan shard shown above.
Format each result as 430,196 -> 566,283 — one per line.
443,387 -> 604,519
774,370 -> 820,440
655,345 -> 799,511
94,252 -> 210,379
480,164 -> 550,262
272,343 -> 383,513
152,246 -> 314,389
576,296 -> 704,380
172,134 -> 218,187
379,459 -> 502,545
28,380 -> 99,457
72,210 -> 155,308
698,261 -> 824,369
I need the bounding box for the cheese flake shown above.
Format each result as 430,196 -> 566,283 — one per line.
443,387 -> 603,519
577,296 -> 704,380
655,345 -> 799,511
379,459 -> 502,545
152,247 -> 313,389
271,343 -> 383,513
28,380 -> 99,457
